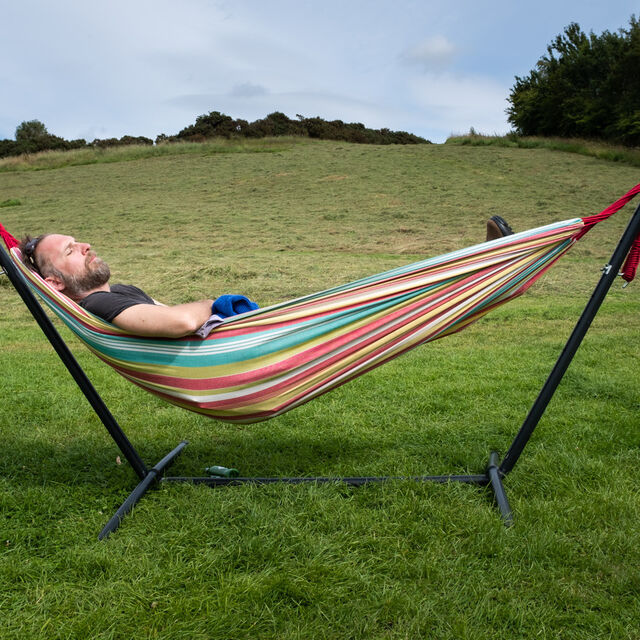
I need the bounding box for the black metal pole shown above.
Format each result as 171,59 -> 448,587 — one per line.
500,202 -> 640,475
161,472 -> 490,487
0,245 -> 148,480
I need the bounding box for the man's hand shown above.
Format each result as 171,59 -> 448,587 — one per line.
110,300 -> 214,337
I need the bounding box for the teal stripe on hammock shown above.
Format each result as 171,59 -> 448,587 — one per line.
40,278 -> 461,367
387,240 -> 573,348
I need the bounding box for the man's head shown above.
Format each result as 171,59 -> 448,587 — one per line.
19,233 -> 111,301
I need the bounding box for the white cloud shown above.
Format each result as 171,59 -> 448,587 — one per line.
402,36 -> 458,72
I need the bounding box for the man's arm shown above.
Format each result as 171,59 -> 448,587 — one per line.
110,300 -> 214,338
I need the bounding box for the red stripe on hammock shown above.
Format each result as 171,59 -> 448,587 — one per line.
103,257 -> 536,391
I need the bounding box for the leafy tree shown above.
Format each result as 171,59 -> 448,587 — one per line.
507,16 -> 640,145
15,120 -> 50,146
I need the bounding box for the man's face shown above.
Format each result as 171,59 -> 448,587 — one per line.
35,234 -> 111,297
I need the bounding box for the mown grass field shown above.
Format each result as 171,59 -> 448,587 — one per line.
1,138 -> 639,639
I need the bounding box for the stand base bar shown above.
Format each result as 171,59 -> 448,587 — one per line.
99,442 -> 515,539
161,473 -> 489,487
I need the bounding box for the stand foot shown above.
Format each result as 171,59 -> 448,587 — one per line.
98,440 -> 188,540
487,451 -> 513,527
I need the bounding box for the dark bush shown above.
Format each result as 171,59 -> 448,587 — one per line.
171,110 -> 428,144
90,135 -> 153,148
175,111 -> 241,140
244,112 -> 306,138
0,139 -> 20,158
119,135 -> 153,146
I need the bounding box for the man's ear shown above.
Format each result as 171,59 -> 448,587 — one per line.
44,275 -> 65,292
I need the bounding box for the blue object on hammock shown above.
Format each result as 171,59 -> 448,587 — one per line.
211,294 -> 259,318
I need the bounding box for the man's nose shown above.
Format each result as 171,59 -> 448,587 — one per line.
80,243 -> 91,253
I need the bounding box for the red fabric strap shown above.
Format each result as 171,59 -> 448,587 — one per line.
0,221 -> 19,250
580,183 -> 640,283
581,183 -> 640,227
622,240 -> 640,283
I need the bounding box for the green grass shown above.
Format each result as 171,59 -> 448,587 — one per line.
0,137 -> 302,173
0,197 -> 21,207
446,131 -> 640,168
1,139 -> 639,639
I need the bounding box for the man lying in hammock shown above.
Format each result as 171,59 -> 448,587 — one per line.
17,216 -> 513,338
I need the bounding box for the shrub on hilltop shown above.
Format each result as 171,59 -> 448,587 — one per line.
161,111 -> 429,145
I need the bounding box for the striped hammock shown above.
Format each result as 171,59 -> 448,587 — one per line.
2,185 -> 639,424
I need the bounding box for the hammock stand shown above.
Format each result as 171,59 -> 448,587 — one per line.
1,194 -> 638,541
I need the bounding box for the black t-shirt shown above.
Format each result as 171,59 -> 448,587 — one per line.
79,284 -> 155,322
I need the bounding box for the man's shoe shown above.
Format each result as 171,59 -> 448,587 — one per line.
486,215 -> 514,241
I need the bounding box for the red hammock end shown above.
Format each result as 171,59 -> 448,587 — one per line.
621,241 -> 639,283
0,222 -> 19,250
581,183 -> 640,284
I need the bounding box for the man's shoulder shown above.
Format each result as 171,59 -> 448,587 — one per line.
110,284 -> 148,296
79,284 -> 155,322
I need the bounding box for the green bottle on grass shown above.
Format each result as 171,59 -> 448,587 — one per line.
205,465 -> 240,478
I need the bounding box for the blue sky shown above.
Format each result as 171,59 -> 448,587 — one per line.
1,0 -> 637,143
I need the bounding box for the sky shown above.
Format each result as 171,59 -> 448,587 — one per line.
1,1 -> 637,144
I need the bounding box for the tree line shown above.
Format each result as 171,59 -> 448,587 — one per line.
0,112 -> 428,159
507,15 -> 639,146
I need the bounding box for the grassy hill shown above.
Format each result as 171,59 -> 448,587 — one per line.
1,139 -> 639,639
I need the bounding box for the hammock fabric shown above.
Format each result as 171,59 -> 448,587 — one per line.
2,184 -> 639,424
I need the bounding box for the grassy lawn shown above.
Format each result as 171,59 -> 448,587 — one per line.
1,139 -> 639,639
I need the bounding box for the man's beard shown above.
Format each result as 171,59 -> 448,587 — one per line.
62,257 -> 111,299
